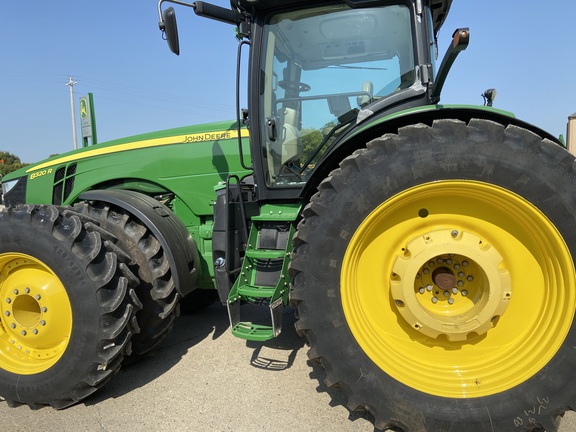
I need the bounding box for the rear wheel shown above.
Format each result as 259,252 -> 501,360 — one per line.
290,119 -> 576,431
0,205 -> 136,408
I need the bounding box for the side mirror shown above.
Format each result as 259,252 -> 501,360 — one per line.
160,7 -> 180,55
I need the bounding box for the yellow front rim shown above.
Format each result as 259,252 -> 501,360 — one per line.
341,180 -> 576,398
0,253 -> 72,374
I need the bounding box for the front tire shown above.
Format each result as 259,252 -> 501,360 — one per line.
290,119 -> 576,431
0,205 -> 136,408
72,200 -> 181,357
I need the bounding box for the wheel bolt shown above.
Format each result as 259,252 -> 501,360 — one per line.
4,311 -> 10,316
33,329 -> 38,335
426,284 -> 433,291
467,276 -> 474,281
6,298 -> 11,304
419,287 -> 425,294
448,298 -> 455,305
10,323 -> 16,329
431,297 -> 438,304
42,307 -> 47,312
452,288 -> 459,295
443,291 -> 450,297
13,289 -> 18,295
35,294 -> 41,300
451,230 -> 459,237
40,320 -> 46,326
21,330 -> 27,336
457,281 -> 464,287
25,288 -> 30,293
462,290 -> 468,296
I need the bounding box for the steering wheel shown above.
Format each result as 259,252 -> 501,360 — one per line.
278,80 -> 311,93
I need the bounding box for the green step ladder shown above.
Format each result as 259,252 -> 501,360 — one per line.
227,208 -> 296,341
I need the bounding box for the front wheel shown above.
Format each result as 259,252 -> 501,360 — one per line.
0,205 -> 137,408
290,119 -> 576,431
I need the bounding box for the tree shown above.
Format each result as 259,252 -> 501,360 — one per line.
0,151 -> 29,177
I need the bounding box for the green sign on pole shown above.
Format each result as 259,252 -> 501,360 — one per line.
79,93 -> 98,146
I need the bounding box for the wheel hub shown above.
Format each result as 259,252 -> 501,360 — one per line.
0,254 -> 72,373
391,228 -> 511,341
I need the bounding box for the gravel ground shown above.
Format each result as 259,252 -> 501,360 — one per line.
0,302 -> 575,432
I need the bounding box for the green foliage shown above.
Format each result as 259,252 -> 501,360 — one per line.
0,151 -> 29,177
301,128 -> 324,162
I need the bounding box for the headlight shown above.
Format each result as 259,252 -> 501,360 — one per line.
1,176 -> 27,207
2,178 -> 19,195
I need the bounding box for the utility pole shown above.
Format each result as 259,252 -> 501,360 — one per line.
66,76 -> 78,150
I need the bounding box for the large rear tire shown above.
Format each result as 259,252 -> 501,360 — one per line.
290,119 -> 576,431
0,205 -> 137,408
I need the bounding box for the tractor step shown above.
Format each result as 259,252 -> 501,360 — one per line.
244,248 -> 286,260
231,322 -> 276,341
226,205 -> 298,342
236,284 -> 276,298
229,298 -> 283,341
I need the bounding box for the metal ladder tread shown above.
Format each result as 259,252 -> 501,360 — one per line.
231,322 -> 275,342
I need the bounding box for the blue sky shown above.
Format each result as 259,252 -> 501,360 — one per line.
1,1 -> 574,163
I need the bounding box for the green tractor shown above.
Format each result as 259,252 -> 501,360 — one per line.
1,0 -> 575,430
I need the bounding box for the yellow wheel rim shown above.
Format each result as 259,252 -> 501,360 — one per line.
341,180 -> 576,398
0,253 -> 72,374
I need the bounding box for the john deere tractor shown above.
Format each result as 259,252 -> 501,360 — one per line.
1,1 -> 575,430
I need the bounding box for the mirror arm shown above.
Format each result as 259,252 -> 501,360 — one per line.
157,0 -> 195,30
158,0 -> 242,28
429,28 -> 470,104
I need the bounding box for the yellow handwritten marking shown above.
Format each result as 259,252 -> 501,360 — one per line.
27,129 -> 250,173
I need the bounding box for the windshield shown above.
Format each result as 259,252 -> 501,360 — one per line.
259,4 -> 415,187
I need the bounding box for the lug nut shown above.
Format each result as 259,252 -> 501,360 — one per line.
13,289 -> 18,295
462,290 -> 468,296
448,298 -> 455,305
21,330 -> 27,336
431,297 -> 438,304
451,230 -> 459,237
35,294 -> 41,300
25,288 -> 30,294
10,323 -> 16,329
4,311 -> 10,316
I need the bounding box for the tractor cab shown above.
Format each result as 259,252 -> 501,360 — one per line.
255,4 -> 418,188
158,0 -> 454,200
